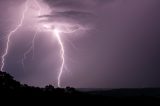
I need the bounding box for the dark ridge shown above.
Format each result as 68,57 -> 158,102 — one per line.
0,71 -> 86,97
0,71 -> 160,104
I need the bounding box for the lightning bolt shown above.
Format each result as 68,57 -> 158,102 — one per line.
53,29 -> 65,87
1,0 -> 29,72
1,0 -> 73,88
35,1 -> 66,87
22,0 -> 42,70
22,31 -> 38,70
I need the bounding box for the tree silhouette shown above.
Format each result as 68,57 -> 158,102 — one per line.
45,85 -> 55,91
0,71 -> 20,89
0,71 -> 81,97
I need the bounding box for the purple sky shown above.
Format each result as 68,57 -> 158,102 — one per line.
0,0 -> 160,88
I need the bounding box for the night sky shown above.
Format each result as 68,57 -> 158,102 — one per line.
0,0 -> 160,88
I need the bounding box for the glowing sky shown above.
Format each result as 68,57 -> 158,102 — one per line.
0,0 -> 160,88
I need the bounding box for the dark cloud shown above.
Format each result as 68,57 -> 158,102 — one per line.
43,0 -> 115,8
53,11 -> 93,17
41,0 -> 116,26
43,0 -> 84,9
39,10 -> 95,27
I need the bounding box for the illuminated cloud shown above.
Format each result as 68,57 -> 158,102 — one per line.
0,0 -> 160,88
41,0 -> 97,29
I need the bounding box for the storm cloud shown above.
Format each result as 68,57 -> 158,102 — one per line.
0,0 -> 160,88
41,0 -> 97,29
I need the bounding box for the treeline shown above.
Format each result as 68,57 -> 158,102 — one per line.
0,71 -> 85,97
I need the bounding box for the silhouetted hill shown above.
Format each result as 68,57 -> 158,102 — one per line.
0,71 -> 84,97
0,71 -> 160,104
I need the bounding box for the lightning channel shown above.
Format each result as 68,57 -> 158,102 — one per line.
22,0 -> 42,69
22,31 -> 38,70
1,0 -> 29,72
54,29 -> 65,87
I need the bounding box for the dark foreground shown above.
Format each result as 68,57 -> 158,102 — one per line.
0,71 -> 160,104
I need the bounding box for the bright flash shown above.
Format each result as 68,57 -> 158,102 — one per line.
53,29 -> 65,87
1,0 -> 82,88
